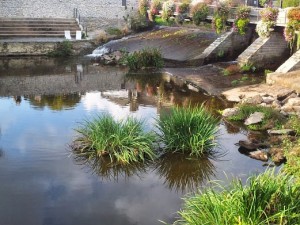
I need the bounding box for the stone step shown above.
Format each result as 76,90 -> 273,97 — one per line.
0,22 -> 78,26
0,33 -> 70,38
0,31 -> 77,34
0,27 -> 79,30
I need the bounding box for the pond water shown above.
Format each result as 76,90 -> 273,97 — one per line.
0,57 -> 269,225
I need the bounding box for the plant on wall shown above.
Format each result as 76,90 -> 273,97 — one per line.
255,7 -> 279,38
233,6 -> 251,35
259,0 -> 271,7
191,3 -> 209,26
138,0 -> 148,17
149,0 -> 161,21
284,7 -> 300,50
212,3 -> 230,34
162,0 -> 175,21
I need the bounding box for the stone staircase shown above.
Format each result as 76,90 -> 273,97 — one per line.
0,18 -> 80,38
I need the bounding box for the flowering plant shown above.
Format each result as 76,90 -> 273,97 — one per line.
212,3 -> 230,34
284,8 -> 300,50
256,21 -> 275,38
162,0 -> 175,20
233,6 -> 251,35
260,7 -> 279,23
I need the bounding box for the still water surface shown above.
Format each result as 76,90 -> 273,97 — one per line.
0,57 -> 267,225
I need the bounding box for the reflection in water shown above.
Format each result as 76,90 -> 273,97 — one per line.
154,153 -> 215,193
0,148 -> 3,158
73,153 -> 149,182
13,96 -> 22,105
27,94 -> 81,111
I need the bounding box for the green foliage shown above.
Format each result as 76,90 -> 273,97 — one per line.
48,40 -> 72,57
106,27 -> 122,36
282,0 -> 300,8
162,0 -> 175,21
284,137 -> 300,182
228,104 -> 285,130
191,3 -> 209,26
128,13 -> 154,32
156,105 -> 219,157
259,0 -> 270,7
264,69 -> 273,75
138,0 -> 148,16
155,16 -> 175,26
175,170 -> 300,225
125,48 -> 164,71
73,114 -> 156,164
212,4 -> 230,34
236,18 -> 250,35
240,63 -> 256,73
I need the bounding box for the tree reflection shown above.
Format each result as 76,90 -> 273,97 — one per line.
73,152 -> 149,182
0,148 -> 4,158
28,93 -> 81,111
154,153 -> 216,193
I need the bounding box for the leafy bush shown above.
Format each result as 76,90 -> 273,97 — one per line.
212,3 -> 230,34
48,40 -> 73,57
128,13 -> 154,32
256,20 -> 276,38
156,105 -> 219,157
176,3 -> 190,14
125,48 -> 164,71
191,3 -> 209,26
175,170 -> 300,225
259,0 -> 271,7
281,0 -> 300,8
233,6 -> 251,35
149,0 -> 162,21
138,0 -> 148,16
162,0 -> 175,21
73,114 -> 156,164
284,8 -> 300,50
106,27 -> 122,36
260,7 -> 279,22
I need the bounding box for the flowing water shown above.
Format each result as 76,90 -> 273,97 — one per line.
0,57 -> 269,225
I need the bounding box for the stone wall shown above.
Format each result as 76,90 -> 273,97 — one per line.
237,31 -> 290,70
200,28 -> 254,64
276,49 -> 300,73
0,41 -> 94,56
0,0 -> 138,20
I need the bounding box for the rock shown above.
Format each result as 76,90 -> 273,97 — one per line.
262,96 -> 275,104
222,108 -> 240,118
249,150 -> 268,162
284,97 -> 300,107
272,100 -> 281,109
103,55 -> 112,61
242,95 -> 263,104
244,112 -> 264,126
260,103 -> 267,107
268,129 -> 295,135
238,140 -> 269,151
93,63 -> 99,66
277,90 -> 296,101
281,93 -> 298,104
269,147 -> 286,164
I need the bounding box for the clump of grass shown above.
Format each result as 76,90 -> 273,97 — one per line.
156,105 -> 219,157
125,48 -> 164,71
175,170 -> 300,225
72,114 -> 156,164
105,27 -> 122,36
48,40 -> 73,57
228,104 -> 285,130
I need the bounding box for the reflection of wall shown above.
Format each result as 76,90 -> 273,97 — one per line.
0,64 -> 128,96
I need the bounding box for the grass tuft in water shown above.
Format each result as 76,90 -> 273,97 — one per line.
72,114 -> 156,164
175,170 -> 300,225
156,105 -> 219,157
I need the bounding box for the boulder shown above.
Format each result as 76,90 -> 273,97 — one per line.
262,96 -> 275,104
277,90 -> 296,101
271,100 -> 281,109
269,147 -> 285,164
281,93 -> 298,104
222,108 -> 240,118
238,140 -> 269,151
244,112 -> 264,126
268,129 -> 295,136
284,97 -> 300,107
249,150 -> 268,162
242,95 -> 263,104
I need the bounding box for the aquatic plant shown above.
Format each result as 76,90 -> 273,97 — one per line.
156,105 -> 219,157
228,104 -> 285,130
175,170 -> 300,225
125,48 -> 164,71
191,3 -> 209,26
48,40 -> 73,57
73,114 -> 156,164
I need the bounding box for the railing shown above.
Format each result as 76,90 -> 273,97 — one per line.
73,8 -> 88,37
206,5 -> 288,27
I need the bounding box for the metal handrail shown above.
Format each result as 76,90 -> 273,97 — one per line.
73,8 -> 88,37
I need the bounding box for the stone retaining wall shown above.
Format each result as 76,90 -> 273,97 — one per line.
276,49 -> 300,73
0,0 -> 137,20
237,31 -> 290,70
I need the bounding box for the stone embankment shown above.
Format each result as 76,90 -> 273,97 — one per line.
276,49 -> 300,73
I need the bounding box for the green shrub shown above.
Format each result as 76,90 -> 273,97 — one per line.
72,114 -> 156,164
128,13 -> 154,32
191,3 -> 209,26
156,105 -> 219,157
212,3 -> 230,34
106,27 -> 122,36
228,104 -> 285,130
234,6 -> 251,35
138,0 -> 148,16
175,170 -> 300,225
125,48 -> 164,71
281,0 -> 300,8
162,0 -> 175,21
48,40 -> 73,57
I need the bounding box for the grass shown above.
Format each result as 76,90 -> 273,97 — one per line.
125,48 -> 164,71
72,114 -> 156,164
174,170 -> 300,225
105,27 -> 122,36
228,104 -> 286,130
156,105 -> 219,157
